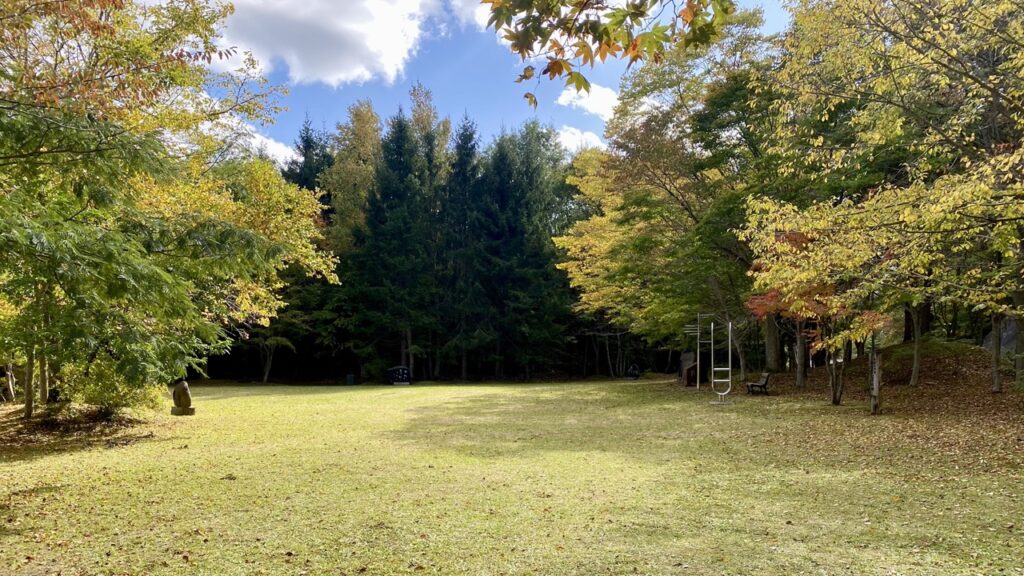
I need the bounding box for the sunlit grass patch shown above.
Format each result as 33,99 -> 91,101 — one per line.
2,373 -> 1022,575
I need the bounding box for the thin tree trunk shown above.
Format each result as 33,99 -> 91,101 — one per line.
828,347 -> 845,405
1015,292 -> 1024,386
604,335 -> 615,378
786,338 -> 795,373
262,347 -> 274,383
1017,323 -> 1024,387
24,347 -> 35,419
795,321 -> 807,388
426,334 -> 433,381
663,349 -> 673,374
3,361 -> 15,403
764,315 -> 781,372
732,330 -> 747,384
581,340 -> 588,377
843,339 -> 852,365
947,302 -> 959,338
39,354 -> 49,404
434,347 -> 441,379
870,351 -> 882,415
425,340 -> 434,381
909,304 -> 922,386
617,333 -> 624,377
991,315 -> 1003,393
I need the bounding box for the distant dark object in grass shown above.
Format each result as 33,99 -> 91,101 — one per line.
171,379 -> 195,416
388,366 -> 411,386
627,364 -> 641,380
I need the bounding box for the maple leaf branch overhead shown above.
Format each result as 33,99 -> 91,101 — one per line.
483,0 -> 736,108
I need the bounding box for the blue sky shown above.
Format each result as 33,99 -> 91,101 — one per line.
225,0 -> 790,162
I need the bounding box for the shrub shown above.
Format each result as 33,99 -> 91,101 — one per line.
58,361 -> 166,416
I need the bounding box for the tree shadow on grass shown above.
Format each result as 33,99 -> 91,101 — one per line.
0,405 -> 168,465
384,379 -> 768,463
189,380 -> 382,402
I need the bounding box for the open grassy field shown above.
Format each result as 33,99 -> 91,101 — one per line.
2,347 -> 1023,575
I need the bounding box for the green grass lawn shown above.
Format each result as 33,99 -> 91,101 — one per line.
2,366 -> 1023,574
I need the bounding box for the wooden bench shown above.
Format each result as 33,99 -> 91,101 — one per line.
746,372 -> 770,395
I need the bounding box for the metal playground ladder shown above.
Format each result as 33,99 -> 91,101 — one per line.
684,314 -> 733,403
710,321 -> 733,405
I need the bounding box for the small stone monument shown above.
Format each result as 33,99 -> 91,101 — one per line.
171,379 -> 195,416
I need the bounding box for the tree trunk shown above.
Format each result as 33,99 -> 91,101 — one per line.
991,315 -> 1003,393
904,301 -> 933,341
909,303 -> 922,386
795,321 -> 807,388
3,361 -> 15,403
426,337 -> 433,381
920,302 -> 932,334
732,330 -> 747,383
843,339 -> 852,366
764,315 -> 781,372
828,348 -> 845,405
262,347 -> 274,383
604,335 -> 615,378
24,347 -> 35,419
663,349 -> 673,374
614,332 -> 622,377
613,336 -> 619,377
1015,292 -> 1024,386
869,351 -> 882,415
947,302 -> 959,338
1017,320 -> 1024,387
786,337 -> 795,373
39,354 -> 49,405
855,340 -> 865,359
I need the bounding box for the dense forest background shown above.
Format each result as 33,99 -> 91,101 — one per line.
212,88 -> 650,382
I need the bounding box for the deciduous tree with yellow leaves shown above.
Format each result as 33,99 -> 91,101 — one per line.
0,0 -> 335,416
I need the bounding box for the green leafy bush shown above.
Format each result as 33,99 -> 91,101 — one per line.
59,361 -> 166,415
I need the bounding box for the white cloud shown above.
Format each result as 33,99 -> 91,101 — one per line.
448,0 -> 490,29
248,130 -> 298,166
556,83 -> 619,121
556,126 -> 606,153
219,0 -> 442,87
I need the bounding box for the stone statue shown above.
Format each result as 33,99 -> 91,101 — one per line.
171,379 -> 195,416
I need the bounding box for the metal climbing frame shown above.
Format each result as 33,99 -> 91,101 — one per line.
683,314 -> 731,401
710,321 -> 733,404
683,313 -> 713,390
